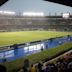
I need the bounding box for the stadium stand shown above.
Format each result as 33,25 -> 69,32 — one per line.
0,15 -> 72,32
17,50 -> 72,72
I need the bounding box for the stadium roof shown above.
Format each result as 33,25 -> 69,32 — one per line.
0,0 -> 72,7
44,0 -> 72,7
0,0 -> 8,6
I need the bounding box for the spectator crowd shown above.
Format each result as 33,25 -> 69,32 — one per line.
0,50 -> 72,72
21,51 -> 72,72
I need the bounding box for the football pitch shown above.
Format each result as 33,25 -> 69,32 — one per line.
0,31 -> 72,46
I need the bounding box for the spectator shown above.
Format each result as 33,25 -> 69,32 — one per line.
67,62 -> 72,72
37,61 -> 43,72
45,44 -> 48,50
23,59 -> 30,72
46,63 -> 57,72
29,64 -> 37,72
41,46 -> 43,51
0,65 -> 7,72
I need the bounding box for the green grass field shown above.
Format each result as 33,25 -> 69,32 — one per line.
0,31 -> 72,46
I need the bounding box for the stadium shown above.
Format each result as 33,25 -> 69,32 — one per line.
0,0 -> 72,72
0,12 -> 72,32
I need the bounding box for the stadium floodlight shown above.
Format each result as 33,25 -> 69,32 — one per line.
0,10 -> 16,15
3,11 -> 16,15
62,13 -> 70,19
0,11 -> 3,14
22,12 -> 44,16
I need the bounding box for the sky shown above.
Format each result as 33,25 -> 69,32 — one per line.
0,0 -> 72,16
